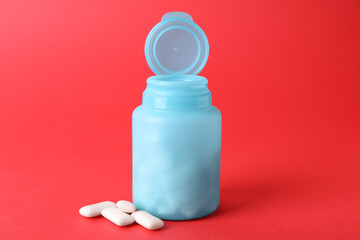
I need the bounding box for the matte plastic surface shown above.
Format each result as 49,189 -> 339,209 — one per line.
132,75 -> 222,220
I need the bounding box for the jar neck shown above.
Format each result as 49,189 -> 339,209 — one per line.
142,75 -> 212,110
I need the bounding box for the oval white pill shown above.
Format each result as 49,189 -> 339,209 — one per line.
79,201 -> 116,217
131,211 -> 164,230
101,207 -> 135,226
116,200 -> 136,213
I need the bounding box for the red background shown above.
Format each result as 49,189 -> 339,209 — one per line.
1,0 -> 360,239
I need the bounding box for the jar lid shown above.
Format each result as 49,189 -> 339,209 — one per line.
145,12 -> 209,75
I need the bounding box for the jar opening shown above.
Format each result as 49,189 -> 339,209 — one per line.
147,75 -> 208,87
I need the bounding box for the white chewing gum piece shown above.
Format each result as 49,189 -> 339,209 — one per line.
79,201 -> 116,217
101,207 -> 135,226
131,211 -> 164,230
116,200 -> 136,213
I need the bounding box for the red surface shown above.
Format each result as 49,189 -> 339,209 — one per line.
1,0 -> 360,239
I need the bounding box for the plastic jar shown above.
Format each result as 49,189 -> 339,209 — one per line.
132,12 -> 222,220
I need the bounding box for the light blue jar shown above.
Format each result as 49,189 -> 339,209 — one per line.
132,12 -> 222,220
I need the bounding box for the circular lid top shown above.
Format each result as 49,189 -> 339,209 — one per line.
145,12 -> 209,75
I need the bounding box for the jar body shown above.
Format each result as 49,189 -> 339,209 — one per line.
132,76 -> 221,220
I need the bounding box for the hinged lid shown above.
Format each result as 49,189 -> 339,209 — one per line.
145,12 -> 209,75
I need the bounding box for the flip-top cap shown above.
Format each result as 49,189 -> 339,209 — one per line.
145,12 -> 209,75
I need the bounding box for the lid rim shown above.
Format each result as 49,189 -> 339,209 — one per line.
144,13 -> 209,75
